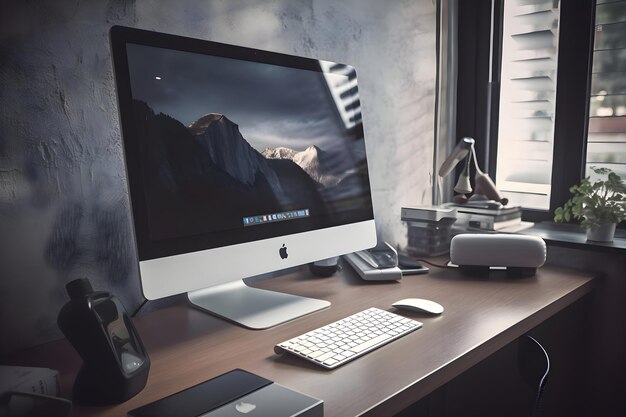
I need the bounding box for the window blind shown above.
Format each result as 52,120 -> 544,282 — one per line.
496,0 -> 561,210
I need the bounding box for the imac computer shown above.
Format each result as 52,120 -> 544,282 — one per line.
110,26 -> 376,329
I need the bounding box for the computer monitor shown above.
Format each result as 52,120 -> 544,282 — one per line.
110,26 -> 376,329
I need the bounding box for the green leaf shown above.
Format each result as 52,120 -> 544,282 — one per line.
554,207 -> 564,222
553,167 -> 626,224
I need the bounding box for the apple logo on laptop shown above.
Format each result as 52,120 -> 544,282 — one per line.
235,401 -> 256,413
279,244 -> 288,259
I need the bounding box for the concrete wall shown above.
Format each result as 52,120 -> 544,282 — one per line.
0,0 -> 436,354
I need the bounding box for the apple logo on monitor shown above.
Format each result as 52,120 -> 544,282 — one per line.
235,401 -> 257,413
279,244 -> 288,259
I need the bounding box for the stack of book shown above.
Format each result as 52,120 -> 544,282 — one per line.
448,204 -> 533,232
400,206 -> 457,256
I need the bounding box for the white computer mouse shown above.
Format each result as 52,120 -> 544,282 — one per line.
392,298 -> 444,315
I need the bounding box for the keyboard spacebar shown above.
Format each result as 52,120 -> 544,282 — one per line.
351,334 -> 393,353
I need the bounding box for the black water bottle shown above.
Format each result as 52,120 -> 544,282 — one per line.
57,278 -> 150,405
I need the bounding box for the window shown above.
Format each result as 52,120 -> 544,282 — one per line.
496,0 -> 561,210
455,0 -> 597,222
586,0 -> 626,182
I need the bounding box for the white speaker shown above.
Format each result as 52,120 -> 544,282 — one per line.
450,234 -> 546,277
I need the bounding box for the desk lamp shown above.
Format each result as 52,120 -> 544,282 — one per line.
438,137 -> 508,206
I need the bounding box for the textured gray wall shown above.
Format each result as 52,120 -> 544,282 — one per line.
0,0 -> 436,354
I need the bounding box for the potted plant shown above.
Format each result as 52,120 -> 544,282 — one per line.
554,167 -> 626,242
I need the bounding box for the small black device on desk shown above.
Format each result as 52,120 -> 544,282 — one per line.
397,254 -> 429,275
57,278 -> 150,405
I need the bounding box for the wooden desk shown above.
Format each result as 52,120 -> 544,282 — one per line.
7,262 -> 594,417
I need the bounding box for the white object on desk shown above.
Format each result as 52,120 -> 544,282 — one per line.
274,307 -> 422,369
450,234 -> 546,268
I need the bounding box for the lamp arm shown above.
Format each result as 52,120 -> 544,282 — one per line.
471,145 -> 484,176
438,137 -> 475,178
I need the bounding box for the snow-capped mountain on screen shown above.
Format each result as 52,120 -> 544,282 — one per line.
262,145 -> 340,187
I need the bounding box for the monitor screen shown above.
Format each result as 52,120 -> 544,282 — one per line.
111,26 -> 376,312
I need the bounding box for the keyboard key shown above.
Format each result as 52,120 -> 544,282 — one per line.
350,334 -> 392,353
315,352 -> 336,362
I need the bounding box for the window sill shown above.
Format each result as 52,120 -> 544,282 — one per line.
521,221 -> 626,254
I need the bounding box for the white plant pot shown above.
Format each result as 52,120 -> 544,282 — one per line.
586,223 -> 616,242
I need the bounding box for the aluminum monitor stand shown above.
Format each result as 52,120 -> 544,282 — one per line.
187,280 -> 330,329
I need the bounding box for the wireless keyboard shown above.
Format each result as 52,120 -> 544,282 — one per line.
274,307 -> 422,369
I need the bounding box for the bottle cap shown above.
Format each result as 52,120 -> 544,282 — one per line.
66,278 -> 94,300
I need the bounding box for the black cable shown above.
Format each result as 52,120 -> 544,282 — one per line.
527,335 -> 550,417
131,298 -> 148,318
415,259 -> 453,269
